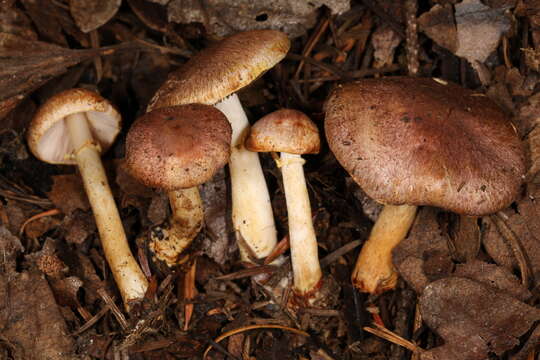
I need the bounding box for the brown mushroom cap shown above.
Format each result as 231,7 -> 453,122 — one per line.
325,77 -> 526,216
245,109 -> 320,154
147,30 -> 290,111
27,88 -> 121,165
126,104 -> 232,190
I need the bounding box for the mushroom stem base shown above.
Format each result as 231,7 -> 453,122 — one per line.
351,204 -> 417,294
149,187 -> 203,266
280,152 -> 322,295
66,112 -> 148,307
215,94 -> 277,261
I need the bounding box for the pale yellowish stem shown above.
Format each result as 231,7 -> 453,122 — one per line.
280,152 -> 321,294
66,112 -> 148,307
149,187 -> 203,266
351,204 -> 418,294
215,94 -> 277,260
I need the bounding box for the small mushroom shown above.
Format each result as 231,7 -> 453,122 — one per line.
27,88 -> 148,306
147,30 -> 290,262
325,77 -> 526,294
245,109 -> 322,299
125,104 -> 231,266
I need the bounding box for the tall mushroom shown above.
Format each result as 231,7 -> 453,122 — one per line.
27,88 -> 148,306
245,109 -> 322,299
125,104 -> 231,266
147,30 -> 290,262
325,77 -> 526,294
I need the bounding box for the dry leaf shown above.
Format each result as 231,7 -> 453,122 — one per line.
455,0 -> 511,63
63,210 -> 96,244
166,0 -> 350,38
47,174 -> 90,214
418,4 -> 457,53
420,277 -> 540,360
453,260 -> 531,301
70,0 -> 122,33
419,0 -> 511,66
392,207 -> 453,294
0,271 -> 75,359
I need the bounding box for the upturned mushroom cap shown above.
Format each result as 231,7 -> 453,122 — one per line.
245,109 -> 320,154
27,88 -> 121,165
325,77 -> 526,216
126,104 -> 232,190
147,30 -> 290,111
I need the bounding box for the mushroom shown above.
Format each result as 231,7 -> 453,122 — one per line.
27,88 -> 148,306
325,77 -> 526,294
147,30 -> 290,262
125,104 -> 231,266
245,109 -> 322,298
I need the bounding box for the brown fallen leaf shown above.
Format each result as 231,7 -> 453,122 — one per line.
392,207 -> 453,294
47,174 -> 90,214
70,0 -> 122,33
482,184 -> 540,282
0,271 -> 76,359
453,260 -> 531,301
419,277 -> 540,360
63,210 -> 96,244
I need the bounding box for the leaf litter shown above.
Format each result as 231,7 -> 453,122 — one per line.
1,0 -> 540,359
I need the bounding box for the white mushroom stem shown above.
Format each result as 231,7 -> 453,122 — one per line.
215,94 -> 277,260
279,152 -> 322,295
351,204 -> 418,294
150,187 -> 203,266
65,112 -> 148,306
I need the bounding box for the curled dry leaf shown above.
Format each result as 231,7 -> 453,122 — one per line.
482,184 -> 540,281
166,0 -> 350,38
70,0 -> 122,33
420,277 -> 540,360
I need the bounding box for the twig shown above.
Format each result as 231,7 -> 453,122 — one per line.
202,324 -> 310,359
405,0 -> 419,76
320,240 -> 362,268
19,208 -> 61,236
72,305 -> 110,336
294,16 -> 330,79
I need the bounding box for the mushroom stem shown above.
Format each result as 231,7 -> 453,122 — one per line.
280,152 -> 322,295
214,94 -> 277,260
65,112 -> 148,306
351,204 -> 418,294
150,187 -> 203,266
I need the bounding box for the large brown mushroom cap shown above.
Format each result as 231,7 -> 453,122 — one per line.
245,109 -> 320,154
126,104 -> 232,190
27,88 -> 121,165
325,77 -> 526,216
147,30 -> 290,111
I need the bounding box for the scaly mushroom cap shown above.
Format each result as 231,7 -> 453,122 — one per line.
147,30 -> 290,111
27,88 -> 121,165
126,104 -> 232,190
245,109 -> 320,154
325,77 -> 526,216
